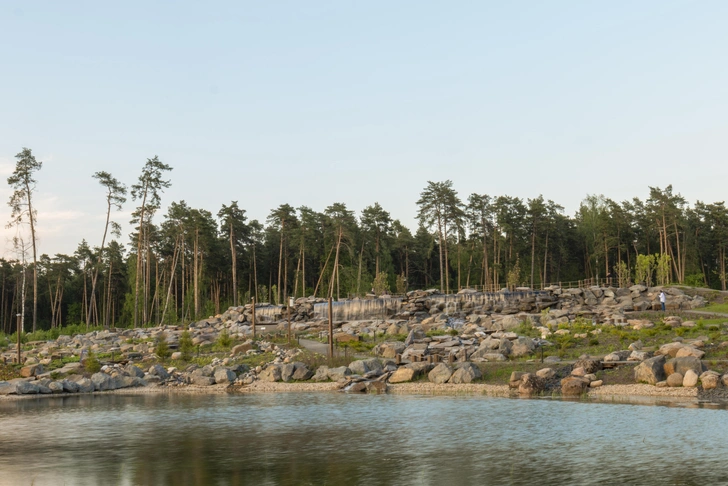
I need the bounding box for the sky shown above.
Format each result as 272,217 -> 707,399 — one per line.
1,1 -> 727,258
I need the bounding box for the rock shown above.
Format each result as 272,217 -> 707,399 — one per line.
91,372 -> 112,391
0,381 -> 16,395
682,369 -> 699,387
334,333 -> 359,343
214,368 -> 236,385
327,366 -> 352,381
376,341 -> 406,359
231,342 -> 254,355
589,380 -> 603,388
518,373 -> 544,396
389,367 -> 418,383
259,365 -> 282,382
536,368 -> 556,380
365,381 -> 387,394
634,355 -> 666,385
571,367 -> 586,377
312,366 -> 330,382
573,359 -> 602,374
190,372 -> 215,386
561,376 -> 589,396
428,363 -> 453,384
61,380 -> 80,393
664,357 -> 703,377
15,381 -> 39,395
675,347 -> 705,359
349,360 -> 370,376
510,337 -> 535,358
604,351 -> 630,362
20,364 -> 43,378
629,350 -> 652,361
702,373 -> 720,390
280,363 -> 296,382
509,371 -> 528,388
126,365 -> 145,378
666,373 -> 684,387
448,363 -> 482,384
49,381 -> 65,393
76,378 -> 95,393
148,364 -> 169,381
292,363 -> 313,381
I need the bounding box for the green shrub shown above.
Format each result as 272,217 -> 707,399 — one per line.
179,330 -> 194,361
588,338 -> 600,346
85,350 -> 101,373
154,333 -> 171,360
217,329 -> 233,348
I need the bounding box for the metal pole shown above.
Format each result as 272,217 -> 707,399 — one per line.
251,297 -> 256,340
16,313 -> 21,365
328,296 -> 334,360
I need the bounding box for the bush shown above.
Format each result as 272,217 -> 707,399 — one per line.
154,333 -> 171,360
217,329 -> 232,348
179,330 -> 194,361
85,350 -> 101,373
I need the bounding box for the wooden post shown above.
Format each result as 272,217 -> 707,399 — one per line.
328,297 -> 334,360
287,298 -> 292,344
16,313 -> 21,365
251,297 -> 256,340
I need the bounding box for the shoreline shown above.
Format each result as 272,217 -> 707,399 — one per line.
0,381 -> 715,408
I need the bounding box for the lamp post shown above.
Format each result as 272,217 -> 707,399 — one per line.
251,297 -> 256,340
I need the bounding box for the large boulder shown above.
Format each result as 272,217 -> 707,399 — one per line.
389,367 -> 418,383
666,373 -> 684,387
675,347 -> 705,359
148,364 -> 169,381
61,380 -> 80,393
15,381 -> 39,395
664,357 -> 703,377
510,337 -> 535,358
428,363 -> 453,384
561,376 -> 589,396
125,365 -> 145,378
448,363 -> 482,384
258,365 -> 282,383
292,363 -> 314,381
682,369 -> 699,387
327,366 -> 352,381
518,373 -> 544,396
214,368 -> 236,385
634,355 -> 666,385
76,378 -> 95,393
701,372 -> 720,390
280,363 -> 296,382
0,381 -> 15,395
91,372 -> 112,391
573,359 -> 602,374
20,364 -> 43,378
312,366 -> 330,382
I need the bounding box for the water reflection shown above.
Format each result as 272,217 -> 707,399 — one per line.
0,393 -> 727,485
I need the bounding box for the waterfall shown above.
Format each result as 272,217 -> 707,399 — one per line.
312,298 -> 404,321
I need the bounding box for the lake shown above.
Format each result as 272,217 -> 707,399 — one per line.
0,392 -> 726,485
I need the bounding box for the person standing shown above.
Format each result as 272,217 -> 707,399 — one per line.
659,290 -> 666,312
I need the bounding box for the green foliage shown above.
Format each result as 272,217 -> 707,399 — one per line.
154,333 -> 171,360
588,338 -> 600,346
614,261 -> 630,288
217,329 -> 233,349
395,273 -> 408,295
506,256 -> 521,289
635,254 -> 656,286
656,253 -> 672,286
684,273 -> 705,288
84,350 -> 101,374
372,272 -> 390,295
179,330 -> 194,361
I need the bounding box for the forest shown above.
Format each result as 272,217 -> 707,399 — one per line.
2,148 -> 727,334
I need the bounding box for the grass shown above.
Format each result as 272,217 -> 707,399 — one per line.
696,303 -> 728,314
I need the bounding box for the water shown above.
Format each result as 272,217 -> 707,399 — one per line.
1,393 -> 726,485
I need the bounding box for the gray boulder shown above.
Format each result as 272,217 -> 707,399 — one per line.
312,366 -> 330,382
16,381 -> 40,395
428,363 -> 453,384
448,363 -> 482,384
510,337 -> 535,358
0,381 -> 15,395
634,355 -> 666,385
76,378 -> 95,393
327,366 -> 352,381
518,373 -> 544,396
214,368 -> 236,385
292,363 -> 313,381
125,365 -> 145,378
190,370 -> 216,386
91,372 -> 112,391
148,364 -> 169,381
259,365 -> 282,382
49,381 -> 65,394
280,363 -> 296,382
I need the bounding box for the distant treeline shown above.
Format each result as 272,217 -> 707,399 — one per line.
2,148 -> 727,333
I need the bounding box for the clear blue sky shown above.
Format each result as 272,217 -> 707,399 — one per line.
1,1 -> 726,257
